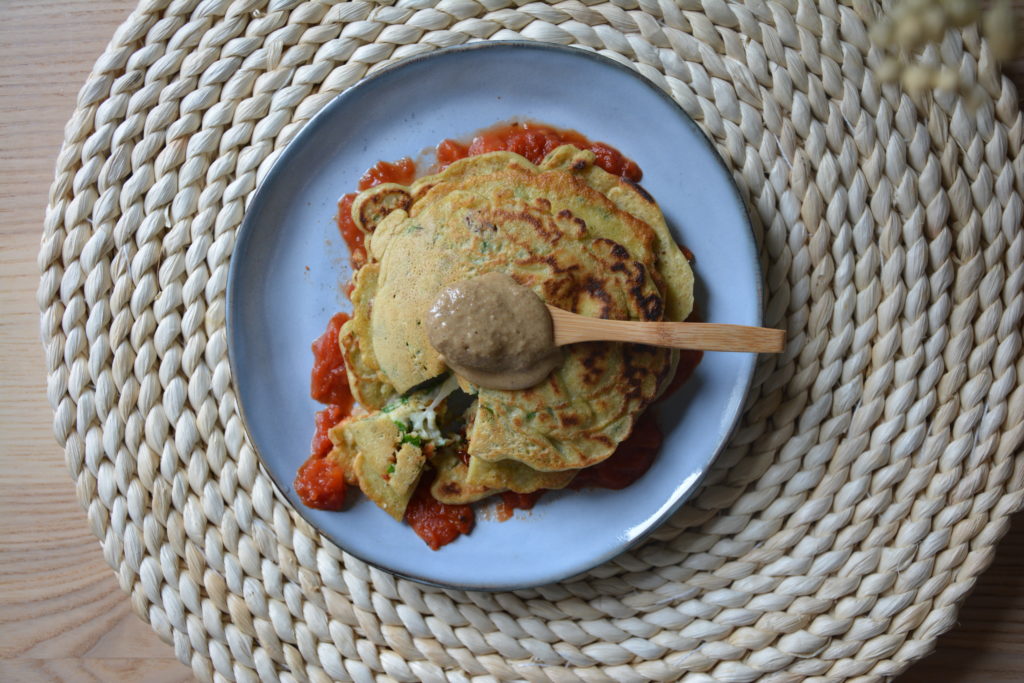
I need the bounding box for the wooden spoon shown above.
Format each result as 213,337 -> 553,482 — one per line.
547,305 -> 785,353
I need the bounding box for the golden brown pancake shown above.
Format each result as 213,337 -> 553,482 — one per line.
335,146 -> 694,503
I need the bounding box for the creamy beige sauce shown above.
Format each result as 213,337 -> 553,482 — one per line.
425,272 -> 561,390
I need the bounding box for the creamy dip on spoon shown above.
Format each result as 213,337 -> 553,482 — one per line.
425,272 -> 562,390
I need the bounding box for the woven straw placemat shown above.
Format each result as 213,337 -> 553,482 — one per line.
39,1 -> 1024,681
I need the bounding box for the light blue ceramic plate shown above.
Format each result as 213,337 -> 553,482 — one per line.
227,42 -> 762,590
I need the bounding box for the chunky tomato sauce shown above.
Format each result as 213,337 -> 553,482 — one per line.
337,158 -> 417,269
336,194 -> 364,270
405,477 -> 475,550
572,412 -> 663,491
310,404 -> 348,460
437,121 -> 642,181
310,312 -> 354,407
358,158 -> 416,190
307,123 -> 700,549
496,490 -> 545,521
295,453 -> 347,510
295,314 -> 354,510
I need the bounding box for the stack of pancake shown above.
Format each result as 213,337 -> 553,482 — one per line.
328,146 -> 694,520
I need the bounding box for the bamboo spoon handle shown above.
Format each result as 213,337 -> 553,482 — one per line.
547,306 -> 786,353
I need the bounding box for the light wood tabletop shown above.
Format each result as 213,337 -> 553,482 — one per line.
1,2 -> 1021,681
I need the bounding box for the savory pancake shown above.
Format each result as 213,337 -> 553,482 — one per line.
328,380 -> 455,519
539,146 -> 694,322
370,156 -> 665,392
344,416 -> 425,520
336,145 -> 694,501
338,263 -> 395,411
430,449 -> 576,504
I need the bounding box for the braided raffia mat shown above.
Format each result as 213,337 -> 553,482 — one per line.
38,0 -> 1024,681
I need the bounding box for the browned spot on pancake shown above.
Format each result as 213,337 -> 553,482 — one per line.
593,237 -> 631,262
561,414 -> 581,427
621,289 -> 661,320
534,197 -> 551,211
537,217 -> 563,245
555,208 -> 588,237
629,263 -> 664,320
439,482 -> 462,496
358,188 -> 412,232
411,182 -> 437,203
465,213 -> 498,234
548,378 -> 567,399
541,275 -> 576,304
620,345 -> 648,399
593,242 -> 665,322
579,344 -> 607,385
582,276 -> 613,319
484,208 -> 564,245
572,159 -> 587,171
514,254 -> 580,278
608,256 -> 663,321
622,177 -> 655,203
515,211 -> 541,228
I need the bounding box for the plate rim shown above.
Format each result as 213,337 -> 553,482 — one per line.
226,40 -> 764,591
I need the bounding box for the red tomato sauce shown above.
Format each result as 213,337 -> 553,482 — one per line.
571,411 -> 664,491
336,194 -> 364,270
436,121 -> 642,181
357,158 -> 416,190
310,404 -> 347,460
295,314 -> 355,511
496,490 -> 545,521
310,312 -> 354,408
295,454 -> 347,510
336,158 -> 417,269
405,477 -> 475,550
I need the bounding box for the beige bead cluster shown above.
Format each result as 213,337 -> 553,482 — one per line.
870,0 -> 1018,97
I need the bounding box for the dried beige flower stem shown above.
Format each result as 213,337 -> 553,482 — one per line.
870,0 -> 1019,98
983,0 -> 1018,60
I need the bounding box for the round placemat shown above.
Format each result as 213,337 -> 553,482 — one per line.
39,1 -> 1024,681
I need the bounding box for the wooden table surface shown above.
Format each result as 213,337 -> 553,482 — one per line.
1,2 -> 1021,681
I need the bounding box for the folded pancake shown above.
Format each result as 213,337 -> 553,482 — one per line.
338,263 -> 395,411
328,381 -> 456,519
431,449 -> 576,504
344,416 -> 425,520
539,146 -> 694,322
336,147 -> 692,490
